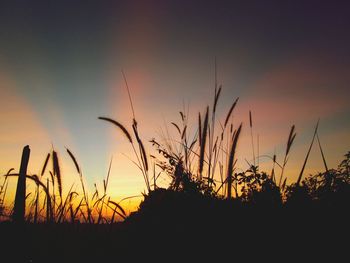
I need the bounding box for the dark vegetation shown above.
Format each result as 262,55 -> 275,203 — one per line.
0,71 -> 349,262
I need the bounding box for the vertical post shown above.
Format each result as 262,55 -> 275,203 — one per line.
13,145 -> 30,223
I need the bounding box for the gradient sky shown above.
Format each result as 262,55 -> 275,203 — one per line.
1,1 -> 349,209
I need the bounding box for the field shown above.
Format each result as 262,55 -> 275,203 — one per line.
1,2 -> 350,262
1,84 -> 349,262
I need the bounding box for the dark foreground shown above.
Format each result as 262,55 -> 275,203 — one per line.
1,191 -> 349,263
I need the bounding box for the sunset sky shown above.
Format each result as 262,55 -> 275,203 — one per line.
1,1 -> 349,210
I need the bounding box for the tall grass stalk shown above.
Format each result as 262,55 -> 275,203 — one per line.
316,132 -> 329,173
249,111 -> 256,167
296,120 -> 319,185
227,124 -> 242,199
279,125 -> 296,187
66,148 -> 92,223
208,59 -> 222,185
198,107 -> 209,180
99,117 -> 151,193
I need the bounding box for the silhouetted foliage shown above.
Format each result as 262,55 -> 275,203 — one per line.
150,139 -> 216,196
290,151 -> 350,208
1,74 -> 349,261
235,166 -> 282,208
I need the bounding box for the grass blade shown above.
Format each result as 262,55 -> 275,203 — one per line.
296,120 -> 319,185
199,107 -> 209,179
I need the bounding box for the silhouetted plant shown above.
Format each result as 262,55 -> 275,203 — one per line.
236,165 -> 282,208
149,73 -> 242,199
284,182 -> 313,209
150,139 -> 216,196
1,68 -> 349,227
297,151 -> 350,208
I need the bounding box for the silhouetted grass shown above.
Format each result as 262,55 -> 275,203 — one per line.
0,72 -> 349,262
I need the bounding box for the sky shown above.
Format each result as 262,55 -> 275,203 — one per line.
1,0 -> 349,210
